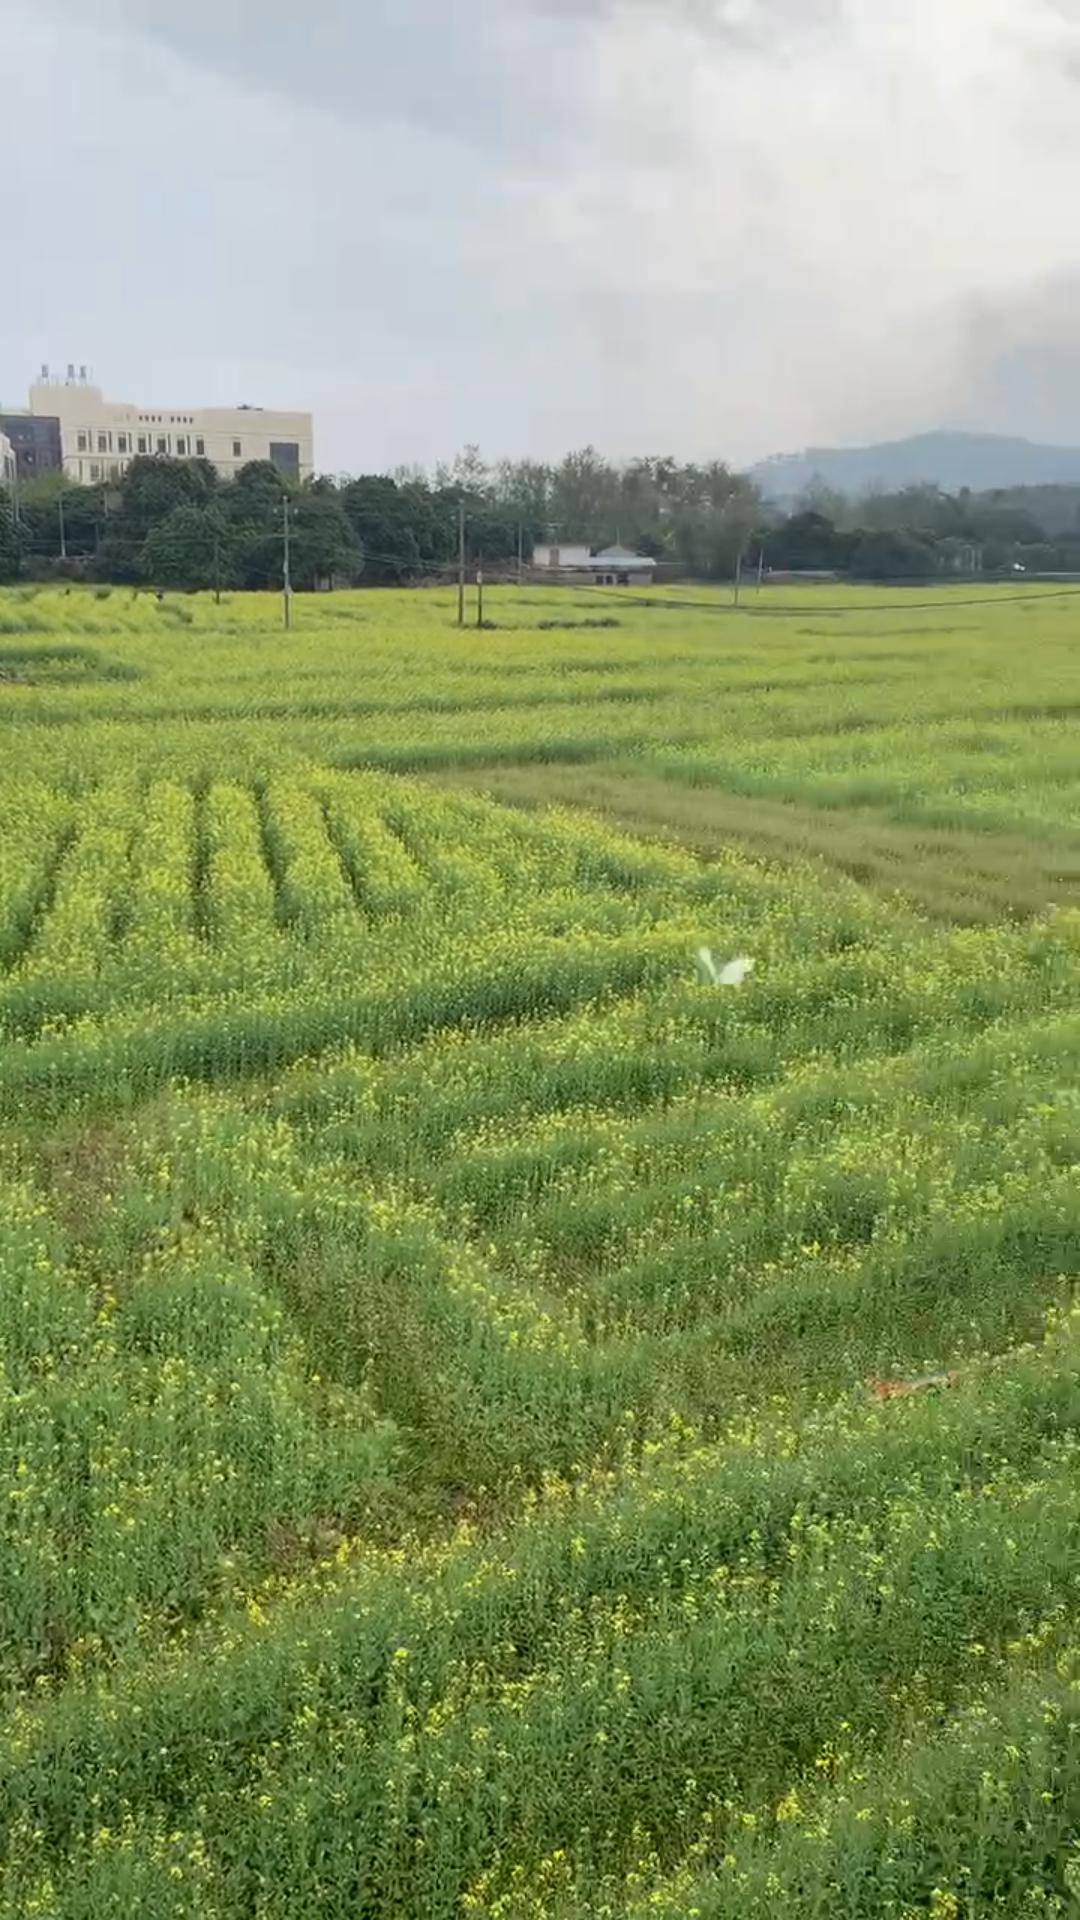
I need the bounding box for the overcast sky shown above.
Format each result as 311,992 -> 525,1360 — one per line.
4,0 -> 1080,473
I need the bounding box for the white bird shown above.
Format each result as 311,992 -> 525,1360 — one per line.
696,949 -> 755,988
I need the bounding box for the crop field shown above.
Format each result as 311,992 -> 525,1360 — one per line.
1,581 -> 1080,1915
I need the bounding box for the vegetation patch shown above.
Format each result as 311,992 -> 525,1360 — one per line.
1,581 -> 1079,1914
0,643 -> 139,683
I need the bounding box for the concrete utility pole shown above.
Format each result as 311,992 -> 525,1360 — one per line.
58,495 -> 67,561
282,496 -> 293,629
476,560 -> 484,629
733,546 -> 744,608
8,464 -> 21,568
457,501 -> 466,628
517,522 -> 524,587
757,546 -> 765,591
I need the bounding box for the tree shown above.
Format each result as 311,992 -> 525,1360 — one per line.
849,528 -> 937,580
289,494 -> 363,587
226,460 -> 294,525
95,456 -> 220,580
141,505 -> 239,590
548,448 -> 619,545
770,511 -> 851,571
340,477 -> 422,584
0,490 -> 19,582
435,444 -> 490,497
117,455 -> 217,539
15,474 -> 106,566
796,474 -> 850,525
493,459 -> 552,526
237,492 -> 361,589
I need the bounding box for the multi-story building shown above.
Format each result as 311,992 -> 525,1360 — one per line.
0,412 -> 63,482
2,367 -> 313,486
0,428 -> 16,489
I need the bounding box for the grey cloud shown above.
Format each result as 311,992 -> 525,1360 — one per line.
535,0 -> 843,55
8,0 -> 1080,474
954,277 -> 1080,441
41,0 -> 594,160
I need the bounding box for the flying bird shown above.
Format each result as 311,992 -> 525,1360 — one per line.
696,949 -> 755,988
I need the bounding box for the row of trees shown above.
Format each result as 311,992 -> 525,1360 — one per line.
768,481 -> 1080,577
0,445 -> 762,589
1,458 -> 360,591
4,447 -> 1080,589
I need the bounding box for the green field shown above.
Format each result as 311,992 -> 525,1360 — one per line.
2,581 -> 1080,1915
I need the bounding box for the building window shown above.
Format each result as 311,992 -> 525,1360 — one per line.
89,463 -> 100,481
117,433 -> 128,453
232,440 -> 242,458
196,438 -> 205,456
77,432 -> 88,452
137,436 -> 147,454
97,433 -> 109,452
156,436 -> 168,454
175,436 -> 187,455
270,440 -> 300,478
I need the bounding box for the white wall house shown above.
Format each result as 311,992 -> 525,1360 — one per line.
532,540 -> 656,586
590,544 -> 656,586
18,373 -> 313,486
0,428 -> 15,488
532,542 -> 594,571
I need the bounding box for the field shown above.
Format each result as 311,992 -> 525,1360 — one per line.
1,579 -> 1080,1915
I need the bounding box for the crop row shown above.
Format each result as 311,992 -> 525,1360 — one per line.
1,1293 -> 1078,1913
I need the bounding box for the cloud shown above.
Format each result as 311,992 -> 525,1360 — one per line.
537,0 -> 842,48
5,0 -> 1080,471
955,276 -> 1080,440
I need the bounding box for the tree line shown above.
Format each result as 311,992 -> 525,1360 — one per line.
3,445 -> 1080,589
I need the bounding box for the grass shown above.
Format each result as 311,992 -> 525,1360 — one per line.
0,581 -> 1079,1915
430,759 -> 1080,921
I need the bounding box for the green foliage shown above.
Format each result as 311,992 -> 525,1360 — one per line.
0,490 -> 18,582
141,504 -> 239,590
849,526 -> 939,580
118,453 -> 218,539
0,584 -> 1079,1912
15,439 -> 1080,587
339,476 -> 423,582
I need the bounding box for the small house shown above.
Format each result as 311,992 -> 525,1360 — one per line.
531,541 -> 656,587
589,544 -> 656,587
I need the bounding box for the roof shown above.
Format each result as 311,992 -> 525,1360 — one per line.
591,547 -> 655,568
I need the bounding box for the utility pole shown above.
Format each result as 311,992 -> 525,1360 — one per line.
756,546 -> 765,592
58,494 -> 67,561
7,465 -> 22,577
457,501 -> 466,628
517,522 -> 524,587
733,546 -> 744,608
475,559 -> 484,629
282,495 -> 293,630
213,530 -> 222,606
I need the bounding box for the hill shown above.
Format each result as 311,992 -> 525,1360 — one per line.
753,428 -> 1080,500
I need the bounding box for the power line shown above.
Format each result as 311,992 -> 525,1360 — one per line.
589,583 -> 1080,617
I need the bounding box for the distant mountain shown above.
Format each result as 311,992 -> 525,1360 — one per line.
752,431 -> 1080,501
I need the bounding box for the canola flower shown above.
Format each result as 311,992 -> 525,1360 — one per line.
0,582 -> 1079,1915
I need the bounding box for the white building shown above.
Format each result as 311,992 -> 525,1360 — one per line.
0,428 -> 15,488
532,540 -> 656,586
590,544 -> 657,586
15,369 -> 313,486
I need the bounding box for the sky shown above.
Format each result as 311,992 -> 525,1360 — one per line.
3,0 -> 1080,474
